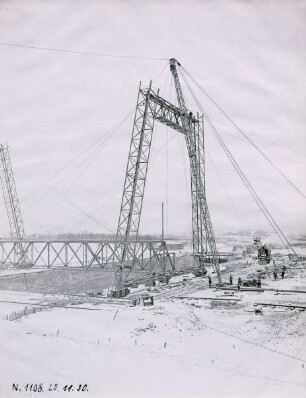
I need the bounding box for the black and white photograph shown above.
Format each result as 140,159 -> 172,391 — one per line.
0,1 -> 305,397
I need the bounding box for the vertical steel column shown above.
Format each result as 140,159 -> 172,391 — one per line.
169,59 -> 201,266
195,117 -> 219,269
169,59 -> 221,283
0,144 -> 29,265
115,83 -> 157,287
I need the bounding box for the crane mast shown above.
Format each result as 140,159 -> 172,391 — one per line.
169,58 -> 221,284
169,59 -> 188,111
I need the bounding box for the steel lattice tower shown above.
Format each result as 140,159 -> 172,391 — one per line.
115,83 -> 157,286
114,61 -> 222,288
0,144 -> 29,265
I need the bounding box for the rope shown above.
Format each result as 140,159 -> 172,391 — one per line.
178,68 -> 297,257
206,151 -> 244,230
181,66 -> 306,200
0,41 -> 168,61
23,108 -> 134,212
50,186 -> 115,234
214,125 -> 306,165
163,308 -> 306,364
22,62 -> 168,207
210,117 -> 306,159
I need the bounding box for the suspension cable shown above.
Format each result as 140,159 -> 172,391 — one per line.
181,66 -> 306,200
178,68 -> 297,257
24,108 -> 134,212
0,41 -> 168,61
23,63 -> 169,207
206,151 -> 244,230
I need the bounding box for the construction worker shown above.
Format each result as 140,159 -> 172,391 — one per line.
257,278 -> 261,288
229,274 -> 233,285
208,275 -> 212,288
238,277 -> 242,286
273,270 -> 278,280
281,269 -> 285,279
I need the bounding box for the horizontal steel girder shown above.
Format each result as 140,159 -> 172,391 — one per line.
0,240 -> 175,271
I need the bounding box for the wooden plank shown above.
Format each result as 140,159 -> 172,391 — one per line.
254,302 -> 306,310
175,296 -> 242,301
220,286 -> 306,294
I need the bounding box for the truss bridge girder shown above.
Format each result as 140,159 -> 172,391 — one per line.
0,240 -> 175,274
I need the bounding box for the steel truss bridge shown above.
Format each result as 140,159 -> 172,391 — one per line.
0,239 -> 175,271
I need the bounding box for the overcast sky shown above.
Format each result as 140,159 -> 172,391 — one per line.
0,0 -> 305,239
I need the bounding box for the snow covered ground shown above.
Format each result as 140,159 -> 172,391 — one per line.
0,259 -> 305,398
